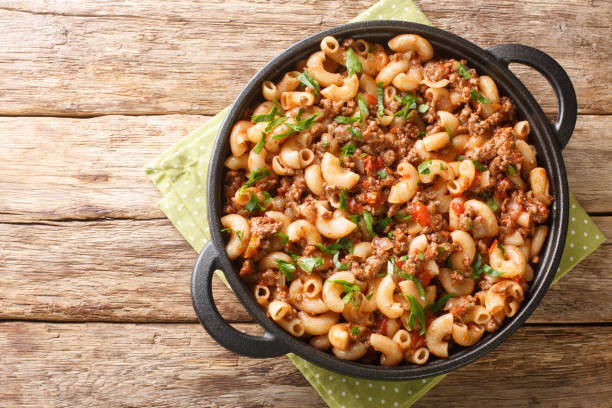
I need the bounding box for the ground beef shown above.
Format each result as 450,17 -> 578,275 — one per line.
225,170 -> 246,200
362,237 -> 394,279
249,216 -> 282,239
286,172 -> 307,203
239,259 -> 255,277
468,97 -> 515,137
445,295 -> 476,318
423,60 -> 451,82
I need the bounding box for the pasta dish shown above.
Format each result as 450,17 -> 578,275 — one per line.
218,33 -> 552,365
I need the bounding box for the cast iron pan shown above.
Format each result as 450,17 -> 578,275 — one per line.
191,21 -> 576,380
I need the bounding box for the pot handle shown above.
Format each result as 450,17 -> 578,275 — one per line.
191,242 -> 289,358
487,44 -> 577,150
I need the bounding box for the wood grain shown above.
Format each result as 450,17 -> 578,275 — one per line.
1,217 -> 609,323
0,0 -> 608,116
2,114 -> 611,224
0,322 -> 610,407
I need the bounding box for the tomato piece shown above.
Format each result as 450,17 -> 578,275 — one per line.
376,318 -> 389,336
366,93 -> 377,106
489,239 -> 499,254
409,202 -> 432,226
374,156 -> 385,170
451,201 -> 465,216
410,331 -> 426,349
416,268 -> 432,286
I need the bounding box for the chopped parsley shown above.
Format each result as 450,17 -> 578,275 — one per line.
297,70 -> 320,96
275,259 -> 296,281
273,112 -> 320,140
362,210 -> 375,236
298,257 -> 324,274
367,45 -> 376,55
345,48 -> 362,78
457,155 -> 464,161
288,252 -> 299,262
321,140 -> 329,148
252,105 -> 279,122
456,62 -> 472,79
417,251 -> 425,261
333,251 -> 351,270
376,81 -> 384,116
316,237 -> 353,254
340,143 -> 357,157
398,254 -> 409,261
349,213 -> 361,226
417,160 -> 432,174
417,131 -> 427,138
339,188 -> 349,212
394,213 -> 412,221
375,216 -> 393,234
440,162 -> 445,170
471,253 -> 503,279
470,89 -> 491,104
507,164 -> 517,176
397,270 -> 426,300
239,168 -> 270,192
349,326 -> 362,336
348,126 -> 362,140
244,192 -> 270,212
394,94 -> 417,119
417,103 -> 429,114
388,231 -> 394,239
425,293 -> 456,314
295,108 -> 304,121
482,192 -> 499,212
377,169 -> 388,179
438,246 -> 446,254
357,94 -> 369,123
466,218 -> 472,230
366,293 -> 374,300
334,115 -> 360,124
445,124 -> 452,142
221,227 -> 243,241
472,159 -> 487,172
328,279 -> 361,308
253,132 -> 266,154
276,232 -> 289,245
497,241 -> 506,257
399,294 -> 427,335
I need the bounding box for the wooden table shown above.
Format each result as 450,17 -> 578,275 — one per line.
2,1 -> 611,406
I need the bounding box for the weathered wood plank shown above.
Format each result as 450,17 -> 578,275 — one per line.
1,114 -> 611,223
1,217 -> 609,323
0,0 -> 608,116
0,322 -> 610,407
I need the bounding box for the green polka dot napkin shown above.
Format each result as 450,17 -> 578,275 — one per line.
145,0 -> 605,406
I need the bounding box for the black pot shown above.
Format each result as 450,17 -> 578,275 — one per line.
191,21 -> 576,381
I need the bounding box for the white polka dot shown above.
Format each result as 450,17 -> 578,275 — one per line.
570,243 -> 574,248
177,220 -> 182,225
173,164 -> 178,169
341,391 -> 346,396
184,180 -> 189,185
584,219 -> 588,224
328,375 -> 333,380
182,194 -> 187,199
172,177 -> 177,182
341,406 -> 345,408
368,397 -> 372,402
381,385 -> 386,390
572,204 -> 575,209
405,7 -> 409,11
355,381 -> 359,385
378,15 -> 383,19
189,236 -> 194,241
200,145 -> 205,150
571,217 -> 575,221
595,235 -> 600,240
198,171 -> 203,177
583,245 -> 587,250
408,390 -> 413,395
381,399 -> 385,404
584,232 -> 588,237
165,204 -> 170,209
196,197 -> 201,202
394,387 -> 399,392
557,267 -> 560,272
368,383 -> 373,388
328,390 -> 332,394
190,223 -> 195,227
315,373 -> 319,378
422,379 -> 427,383
394,403 -> 399,407
569,256 -> 574,261
570,230 -> 575,235
342,378 -> 346,383
194,210 -> 198,215
355,394 -> 359,399
197,184 -> 202,189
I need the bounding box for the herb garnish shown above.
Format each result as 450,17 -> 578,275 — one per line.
316,237 -> 353,254
275,259 -> 296,281
472,159 -> 487,172
239,168 -> 270,192
297,70 -> 320,96
507,164 -> 517,176
470,89 -> 491,104
456,62 -> 472,79
348,127 -> 362,140
357,94 -> 369,123
298,257 -> 324,274
252,105 -> 279,122
375,216 -> 393,234
349,326 -> 362,335
328,279 -> 361,308
482,192 -> 499,212
399,294 -> 427,335
333,251 -> 351,270
376,81 -> 384,116
417,160 -> 432,174
394,94 -> 417,119
276,232 -> 289,244
221,227 -> 243,241
253,132 -> 266,154
334,115 -> 360,124
345,48 -> 362,78
362,210 -> 375,236
425,293 -> 456,313
471,253 -> 503,279
377,169 -> 388,179
339,188 -> 349,212
340,143 -> 357,157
